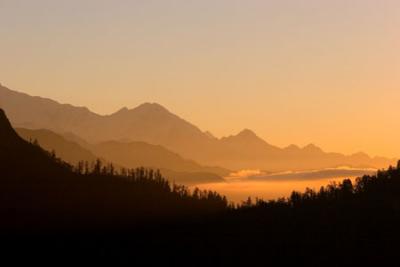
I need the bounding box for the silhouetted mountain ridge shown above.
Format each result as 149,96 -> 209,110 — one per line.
3,104 -> 400,266
0,109 -> 22,145
16,128 -> 99,165
0,83 -> 396,171
0,108 -> 228,230
15,127 -> 227,185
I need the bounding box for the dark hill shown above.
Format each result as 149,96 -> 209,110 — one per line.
0,109 -> 24,145
0,109 -> 227,231
15,128 -> 228,185
16,128 -> 98,165
0,109 -> 72,178
2,106 -> 400,266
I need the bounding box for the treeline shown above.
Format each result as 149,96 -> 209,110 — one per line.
239,161 -> 400,210
73,158 -> 229,208
203,161 -> 400,266
35,140 -> 229,208
1,137 -> 229,231
3,108 -> 400,265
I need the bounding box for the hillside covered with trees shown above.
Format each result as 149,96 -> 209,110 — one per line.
0,108 -> 228,231
1,108 -> 400,266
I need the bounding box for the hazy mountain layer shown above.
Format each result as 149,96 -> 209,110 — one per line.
16,128 -> 98,165
91,140 -> 229,176
15,127 -> 226,185
0,108 -> 228,232
1,83 -> 396,171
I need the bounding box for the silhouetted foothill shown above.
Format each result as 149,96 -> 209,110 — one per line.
0,109 -> 23,144
0,109 -> 13,132
1,107 -> 400,266
0,108 -> 228,232
14,127 -> 229,185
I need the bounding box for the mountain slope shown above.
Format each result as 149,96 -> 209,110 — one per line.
15,127 -> 227,185
0,108 -> 228,230
91,140 -> 229,176
16,128 -> 98,165
3,105 -> 400,266
0,83 -> 396,171
91,140 -> 227,184
0,84 -> 220,162
0,110 -> 74,179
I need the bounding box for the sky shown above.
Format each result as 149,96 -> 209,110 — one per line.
0,0 -> 399,158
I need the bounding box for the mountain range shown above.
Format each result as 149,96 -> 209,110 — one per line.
15,128 -> 227,185
0,83 -> 396,172
0,107 -> 228,233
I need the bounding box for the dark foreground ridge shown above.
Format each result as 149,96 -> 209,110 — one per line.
1,108 -> 400,266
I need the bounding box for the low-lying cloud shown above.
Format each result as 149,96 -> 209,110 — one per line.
193,167 -> 377,203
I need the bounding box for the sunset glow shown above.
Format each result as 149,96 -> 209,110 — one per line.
1,0 -> 399,157
2,1 -> 400,265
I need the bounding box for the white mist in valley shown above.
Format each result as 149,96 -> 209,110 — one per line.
192,167 -> 377,203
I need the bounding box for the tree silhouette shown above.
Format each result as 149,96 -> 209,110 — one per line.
2,108 -> 400,266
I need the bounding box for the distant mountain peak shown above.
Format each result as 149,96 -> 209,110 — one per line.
350,151 -> 371,160
237,128 -> 258,138
110,103 -> 172,118
135,102 -> 169,112
220,128 -> 263,142
118,107 -> 129,112
303,143 -> 323,153
1,84 -> 395,172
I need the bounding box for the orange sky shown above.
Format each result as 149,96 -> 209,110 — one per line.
0,1 -> 399,157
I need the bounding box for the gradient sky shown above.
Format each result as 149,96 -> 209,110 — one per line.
0,0 -> 399,157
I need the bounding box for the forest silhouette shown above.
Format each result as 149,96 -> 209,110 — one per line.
0,108 -> 227,230
1,108 -> 400,266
